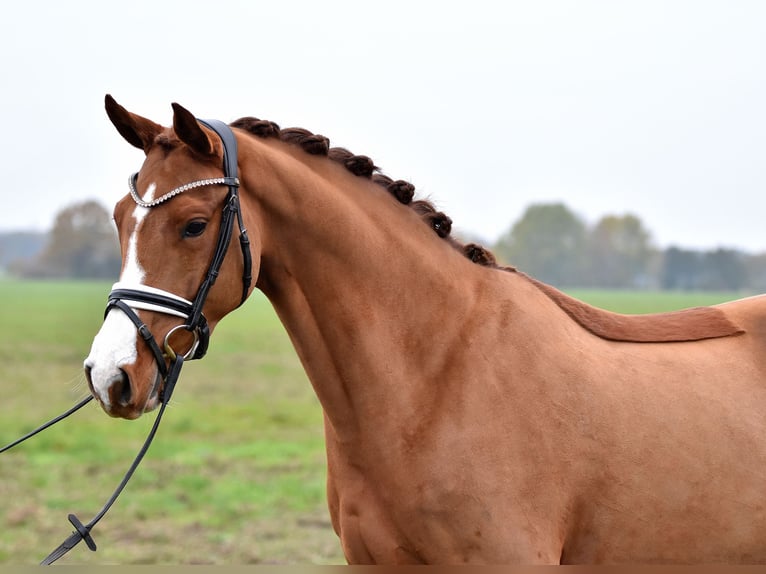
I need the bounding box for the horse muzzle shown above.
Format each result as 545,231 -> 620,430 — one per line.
84,361 -> 163,420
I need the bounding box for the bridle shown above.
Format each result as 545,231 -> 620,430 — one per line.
0,118 -> 253,565
108,118 -> 252,368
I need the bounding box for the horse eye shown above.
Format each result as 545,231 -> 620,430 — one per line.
183,220 -> 207,238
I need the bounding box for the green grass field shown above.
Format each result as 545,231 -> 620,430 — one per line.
0,280 -> 752,564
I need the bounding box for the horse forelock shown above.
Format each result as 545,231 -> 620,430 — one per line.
229,116 -> 509,273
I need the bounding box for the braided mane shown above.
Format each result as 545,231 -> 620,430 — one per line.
229,117 -> 507,271
227,116 -> 744,345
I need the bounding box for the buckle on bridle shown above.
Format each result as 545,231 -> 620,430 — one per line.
107,283 -> 211,364
163,324 -> 201,361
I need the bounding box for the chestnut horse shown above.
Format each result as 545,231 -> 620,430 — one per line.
85,95 -> 766,564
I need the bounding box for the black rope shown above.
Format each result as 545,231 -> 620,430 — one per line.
0,395 -> 94,454
40,355 -> 184,565
1,355 -> 182,564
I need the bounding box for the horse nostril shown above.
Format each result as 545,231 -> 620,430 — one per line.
109,369 -> 132,407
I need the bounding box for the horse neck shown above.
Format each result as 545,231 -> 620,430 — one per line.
240,139 -> 481,436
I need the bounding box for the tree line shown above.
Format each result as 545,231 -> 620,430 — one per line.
2,199 -> 765,292
492,202 -> 765,292
5,200 -> 121,279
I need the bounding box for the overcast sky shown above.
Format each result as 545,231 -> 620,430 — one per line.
2,1 -> 765,251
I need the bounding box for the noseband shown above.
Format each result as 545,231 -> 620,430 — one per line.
108,119 -> 252,368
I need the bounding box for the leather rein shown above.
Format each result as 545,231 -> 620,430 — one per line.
0,119 -> 251,564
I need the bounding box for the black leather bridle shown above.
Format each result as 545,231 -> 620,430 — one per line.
108,118 -> 252,369
1,118 -> 253,565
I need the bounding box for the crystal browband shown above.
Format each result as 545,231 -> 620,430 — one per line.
128,172 -> 239,208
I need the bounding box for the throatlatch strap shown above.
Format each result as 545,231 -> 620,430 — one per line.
199,118 -> 251,307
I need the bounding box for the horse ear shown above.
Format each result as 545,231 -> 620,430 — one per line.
172,102 -> 215,156
104,94 -> 162,152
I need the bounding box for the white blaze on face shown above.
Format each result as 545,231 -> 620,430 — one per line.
85,183 -> 156,408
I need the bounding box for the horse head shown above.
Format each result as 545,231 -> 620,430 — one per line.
84,96 -> 259,419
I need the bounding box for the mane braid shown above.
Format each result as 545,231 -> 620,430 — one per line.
230,115 -> 508,272
226,116 -> 744,346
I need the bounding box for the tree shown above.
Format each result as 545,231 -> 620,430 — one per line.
0,231 -> 45,270
660,247 -> 702,290
586,214 -> 653,288
661,246 -> 748,291
28,200 -> 121,279
744,253 -> 766,293
699,248 -> 748,291
494,203 -> 587,286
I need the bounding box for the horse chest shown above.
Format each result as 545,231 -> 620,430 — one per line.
327,449 -> 564,564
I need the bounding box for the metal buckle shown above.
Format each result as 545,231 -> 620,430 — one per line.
163,325 -> 200,361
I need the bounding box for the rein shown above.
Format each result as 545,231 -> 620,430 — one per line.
0,118 -> 250,564
42,357 -> 183,565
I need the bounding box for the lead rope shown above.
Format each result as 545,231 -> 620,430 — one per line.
0,396 -> 94,455
0,357 -> 183,565
40,355 -> 184,566
39,355 -> 184,565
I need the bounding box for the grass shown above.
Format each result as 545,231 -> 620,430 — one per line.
0,280 -> 338,565
0,279 -> 750,564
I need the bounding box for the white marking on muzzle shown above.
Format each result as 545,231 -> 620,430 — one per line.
85,310 -> 140,409
85,183 -> 156,408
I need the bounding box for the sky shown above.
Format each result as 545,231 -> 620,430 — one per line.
1,1 -> 765,252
